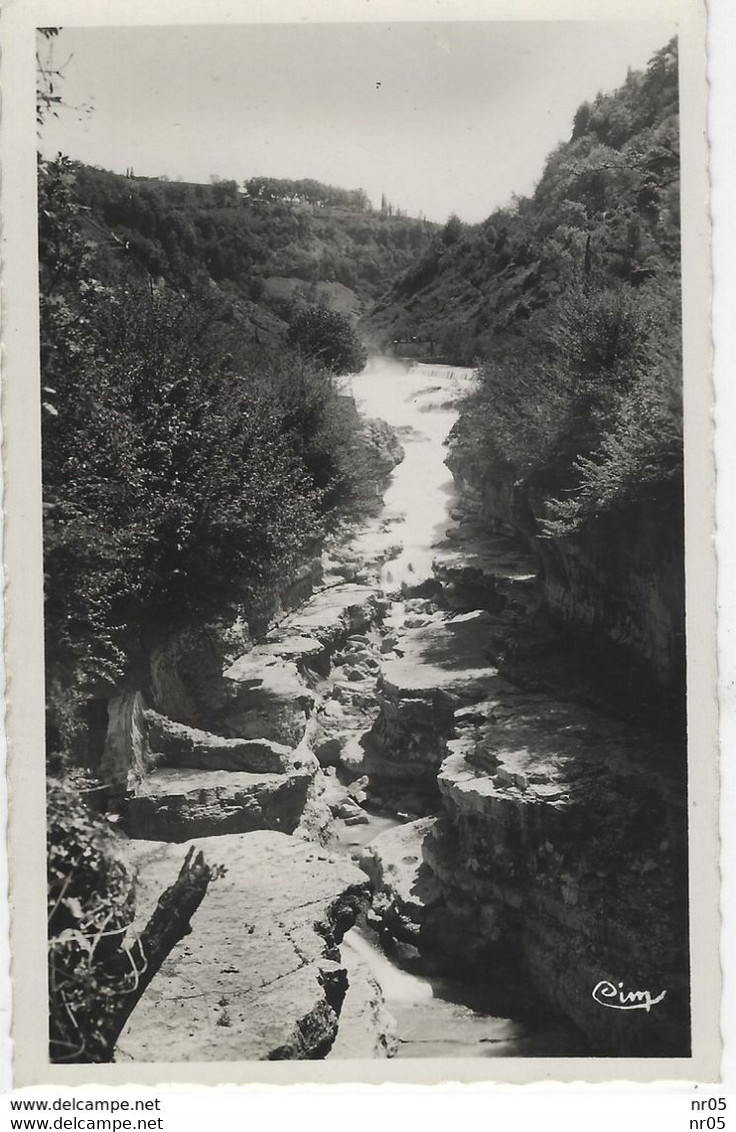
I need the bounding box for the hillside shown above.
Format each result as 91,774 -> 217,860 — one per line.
363,40 -> 679,363
465,41 -> 682,707
58,164 -> 435,341
364,40 -> 684,704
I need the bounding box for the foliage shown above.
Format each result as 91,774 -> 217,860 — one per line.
286,305 -> 368,375
370,39 -> 682,531
39,155 -> 385,757
244,176 -> 370,211
54,162 -> 434,325
542,299 -> 682,532
47,776 -> 137,1062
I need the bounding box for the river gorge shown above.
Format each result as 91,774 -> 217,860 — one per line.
94,359 -> 689,1063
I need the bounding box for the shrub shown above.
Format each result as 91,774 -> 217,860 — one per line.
41,287 -> 333,755
47,776 -> 136,1062
543,348 -> 682,533
286,305 -> 367,375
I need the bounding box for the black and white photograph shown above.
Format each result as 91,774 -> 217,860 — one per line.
1,0 -> 720,1086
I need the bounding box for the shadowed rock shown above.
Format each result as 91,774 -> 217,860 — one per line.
99,692 -> 154,793
124,766 -> 315,842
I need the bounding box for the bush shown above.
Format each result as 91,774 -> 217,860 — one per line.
41,286 -> 340,755
461,270 -> 680,529
286,305 -> 367,375
47,776 -> 136,1062
543,348 -> 682,533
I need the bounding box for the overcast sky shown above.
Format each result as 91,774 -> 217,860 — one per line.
39,21 -> 676,224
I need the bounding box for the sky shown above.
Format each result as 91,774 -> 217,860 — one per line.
39,21 -> 676,224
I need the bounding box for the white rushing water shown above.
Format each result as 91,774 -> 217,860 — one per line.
342,928 -> 434,1006
345,357 -> 477,590
341,925 -> 571,1058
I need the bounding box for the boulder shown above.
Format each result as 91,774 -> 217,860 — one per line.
216,656 -> 314,746
332,798 -> 370,825
124,765 -> 315,842
116,832 -> 372,1061
378,611 -> 498,702
312,685 -> 380,772
278,584 -> 387,653
359,818 -> 444,946
327,946 -> 398,1059
432,517 -> 539,618
256,632 -> 328,674
358,416 -> 405,483
145,710 -> 292,774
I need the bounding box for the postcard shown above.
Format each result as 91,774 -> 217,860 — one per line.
1,0 -> 719,1086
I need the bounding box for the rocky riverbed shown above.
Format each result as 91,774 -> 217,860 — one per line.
101,361 -> 689,1061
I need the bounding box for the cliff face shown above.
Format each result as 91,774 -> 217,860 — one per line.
350,463 -> 689,1056
360,606 -> 689,1056
535,491 -> 685,693
447,429 -> 686,707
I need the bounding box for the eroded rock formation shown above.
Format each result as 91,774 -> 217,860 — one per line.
116,833 -> 379,1061
347,495 -> 689,1056
88,364 -> 689,1063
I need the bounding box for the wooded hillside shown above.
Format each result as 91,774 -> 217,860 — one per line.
366,40 -> 681,539
364,40 -> 679,364
58,164 -> 434,340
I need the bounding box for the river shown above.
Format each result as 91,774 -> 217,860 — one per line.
325,359 -> 582,1058
345,357 -> 476,591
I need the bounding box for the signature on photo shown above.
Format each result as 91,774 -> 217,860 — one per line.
592,981 -> 667,1012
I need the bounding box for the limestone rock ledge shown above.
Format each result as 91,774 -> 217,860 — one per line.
116,832 -> 373,1061
360,677 -> 690,1056
356,610 -> 499,809
446,428 -> 685,699
123,765 -> 316,842
145,710 -> 293,774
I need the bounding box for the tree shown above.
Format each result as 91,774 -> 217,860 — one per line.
441,213 -> 464,246
286,305 -> 367,375
36,28 -> 62,125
